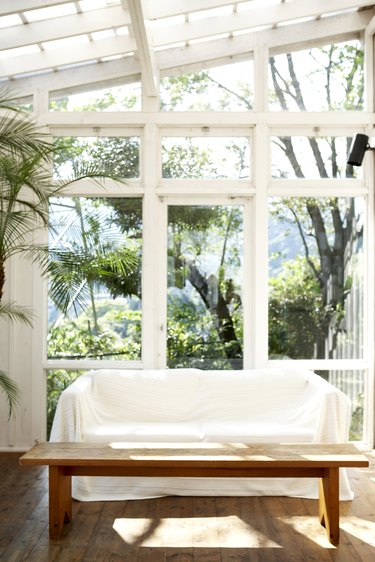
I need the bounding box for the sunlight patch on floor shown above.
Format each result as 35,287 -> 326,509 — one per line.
113,515 -> 282,548
278,516 -> 335,548
340,516 -> 375,546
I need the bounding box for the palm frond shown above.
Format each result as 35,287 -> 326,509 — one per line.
0,301 -> 34,325
0,370 -> 21,419
56,160 -> 127,190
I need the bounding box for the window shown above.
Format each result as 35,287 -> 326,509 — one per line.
271,136 -> 361,179
268,197 -> 364,361
167,204 -> 244,369
269,39 -> 364,112
162,136 -> 251,180
49,80 -> 142,112
160,59 -> 254,111
53,135 -> 140,179
48,197 -> 142,361
39,32 -> 372,446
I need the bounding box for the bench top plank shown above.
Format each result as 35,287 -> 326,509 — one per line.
19,442 -> 369,469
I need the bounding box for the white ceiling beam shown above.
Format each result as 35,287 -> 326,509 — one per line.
158,10 -> 369,72
0,0 -> 71,17
152,0 -> 375,47
126,0 -> 158,96
1,35 -> 136,78
146,0 -> 248,20
5,58 -> 141,98
0,6 -> 130,51
146,0 -> 375,20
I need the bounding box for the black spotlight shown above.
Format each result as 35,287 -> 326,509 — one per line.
347,134 -> 370,166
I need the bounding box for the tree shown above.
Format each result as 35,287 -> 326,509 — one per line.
268,40 -> 363,358
167,205 -> 243,368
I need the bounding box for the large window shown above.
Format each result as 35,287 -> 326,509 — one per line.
48,197 -> 142,361
268,197 -> 364,360
167,204 -> 244,369
41,32 -> 371,444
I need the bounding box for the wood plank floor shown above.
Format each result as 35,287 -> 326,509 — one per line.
0,450 -> 374,561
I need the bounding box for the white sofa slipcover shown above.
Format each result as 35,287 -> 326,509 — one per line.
50,367 -> 353,501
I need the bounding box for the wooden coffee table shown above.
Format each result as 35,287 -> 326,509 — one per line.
19,441 -> 369,544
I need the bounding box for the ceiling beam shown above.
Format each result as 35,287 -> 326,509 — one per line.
1,35 -> 136,78
126,0 -> 158,96
0,0 -> 71,17
146,0 -> 375,20
159,10 -> 369,72
152,0 -> 375,47
0,6 -> 130,51
146,0 -> 247,20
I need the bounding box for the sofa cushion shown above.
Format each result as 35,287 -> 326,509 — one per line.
91,369 -> 201,422
197,368 -> 311,421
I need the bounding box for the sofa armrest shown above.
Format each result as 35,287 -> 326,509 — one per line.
313,381 -> 352,443
49,373 -> 94,442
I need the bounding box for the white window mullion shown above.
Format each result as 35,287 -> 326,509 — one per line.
142,123 -> 160,368
253,42 -> 268,113
252,123 -> 269,368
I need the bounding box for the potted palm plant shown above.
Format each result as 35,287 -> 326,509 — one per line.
0,88 -> 130,417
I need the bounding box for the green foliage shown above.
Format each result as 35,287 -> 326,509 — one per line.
162,143 -> 217,179
167,296 -> 231,369
269,257 -> 323,359
349,393 -> 364,441
53,136 -> 140,179
48,300 -> 141,360
0,369 -> 21,418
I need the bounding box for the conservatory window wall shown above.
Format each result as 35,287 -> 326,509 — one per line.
39,33 -> 373,447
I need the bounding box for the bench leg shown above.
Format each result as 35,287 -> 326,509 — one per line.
49,466 -> 72,539
319,467 -> 340,545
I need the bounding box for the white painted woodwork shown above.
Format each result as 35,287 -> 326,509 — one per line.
0,6 -> 130,51
126,0 -> 158,97
0,0 -> 70,16
0,35 -> 136,78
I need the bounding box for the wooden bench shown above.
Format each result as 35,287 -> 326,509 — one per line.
19,442 -> 369,544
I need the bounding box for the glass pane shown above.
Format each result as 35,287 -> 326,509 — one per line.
49,81 -> 141,111
268,197 -> 364,360
162,137 -> 250,179
160,60 -> 253,111
269,39 -> 364,111
48,197 -> 142,361
53,136 -> 140,179
271,136 -> 361,179
316,370 -> 364,441
167,205 -> 244,369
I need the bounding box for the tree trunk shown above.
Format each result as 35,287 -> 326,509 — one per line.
175,257 -> 242,368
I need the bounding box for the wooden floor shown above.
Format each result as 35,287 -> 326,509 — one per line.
1,451 -> 374,562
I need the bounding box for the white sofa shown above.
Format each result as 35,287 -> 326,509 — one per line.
50,367 -> 353,501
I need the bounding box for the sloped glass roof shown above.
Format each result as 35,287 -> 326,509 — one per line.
0,0 -> 374,91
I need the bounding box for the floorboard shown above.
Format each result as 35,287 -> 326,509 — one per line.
0,450 -> 374,561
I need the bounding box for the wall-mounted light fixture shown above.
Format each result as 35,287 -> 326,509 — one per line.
347,134 -> 375,166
